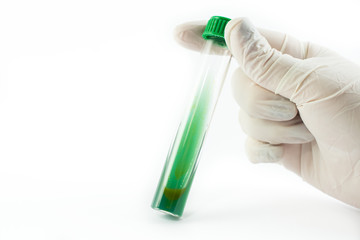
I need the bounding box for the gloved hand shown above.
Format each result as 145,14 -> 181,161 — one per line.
174,18 -> 360,209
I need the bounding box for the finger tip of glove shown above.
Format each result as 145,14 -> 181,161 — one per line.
173,21 -> 206,51
245,138 -> 283,164
225,17 -> 254,53
173,23 -> 191,46
268,102 -> 298,121
224,18 -> 243,53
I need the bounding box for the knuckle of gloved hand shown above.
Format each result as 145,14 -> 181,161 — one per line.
238,111 -> 270,143
231,68 -> 249,97
238,110 -> 258,138
243,83 -> 261,115
231,69 -> 261,116
239,114 -> 285,145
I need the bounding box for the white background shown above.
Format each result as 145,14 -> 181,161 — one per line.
0,0 -> 359,239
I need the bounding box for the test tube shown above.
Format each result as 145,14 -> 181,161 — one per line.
152,16 -> 232,217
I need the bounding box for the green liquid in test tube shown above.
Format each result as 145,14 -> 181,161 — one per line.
152,16 -> 232,217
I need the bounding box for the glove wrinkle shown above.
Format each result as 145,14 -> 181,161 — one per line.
275,61 -> 328,104
279,34 -> 288,53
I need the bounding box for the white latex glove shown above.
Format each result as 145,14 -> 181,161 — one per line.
174,18 -> 360,209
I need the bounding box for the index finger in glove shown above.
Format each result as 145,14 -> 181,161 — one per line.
174,20 -> 309,59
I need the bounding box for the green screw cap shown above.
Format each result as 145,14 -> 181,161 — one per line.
202,16 -> 231,47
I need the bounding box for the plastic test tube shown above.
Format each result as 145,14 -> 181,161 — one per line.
151,16 -> 232,217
